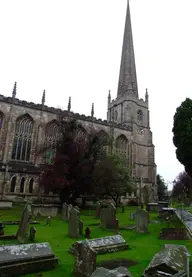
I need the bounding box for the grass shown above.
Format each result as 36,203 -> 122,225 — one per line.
0,205 -> 192,277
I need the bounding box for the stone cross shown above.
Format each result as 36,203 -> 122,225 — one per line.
68,207 -> 80,238
29,226 -> 36,242
16,202 -> 32,243
136,209 -> 148,233
62,203 -> 68,220
73,241 -> 96,277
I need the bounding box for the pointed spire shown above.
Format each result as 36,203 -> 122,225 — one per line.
12,82 -> 17,99
41,90 -> 45,106
117,0 -> 138,98
91,103 -> 94,117
145,88 -> 148,103
68,96 -> 71,112
108,90 -> 111,99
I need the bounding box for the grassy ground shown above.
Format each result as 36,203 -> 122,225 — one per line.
0,205 -> 192,277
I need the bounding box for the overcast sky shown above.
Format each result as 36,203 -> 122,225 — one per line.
0,0 -> 190,189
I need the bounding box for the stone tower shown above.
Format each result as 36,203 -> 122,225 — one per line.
107,0 -> 157,202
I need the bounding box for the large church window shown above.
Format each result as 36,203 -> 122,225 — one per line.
44,121 -> 59,164
10,176 -> 16,193
20,177 -> 25,193
116,135 -> 128,157
137,110 -> 143,122
11,114 -> 34,161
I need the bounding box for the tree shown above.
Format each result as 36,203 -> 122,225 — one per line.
156,174 -> 166,200
39,119 -> 107,204
172,171 -> 192,201
93,153 -> 135,206
172,98 -> 192,177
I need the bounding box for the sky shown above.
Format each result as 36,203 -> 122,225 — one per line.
0,0 -> 191,189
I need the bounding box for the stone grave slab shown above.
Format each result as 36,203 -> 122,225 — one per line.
0,242 -> 58,277
91,266 -> 133,277
69,234 -> 129,255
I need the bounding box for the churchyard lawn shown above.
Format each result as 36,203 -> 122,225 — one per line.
0,205 -> 192,277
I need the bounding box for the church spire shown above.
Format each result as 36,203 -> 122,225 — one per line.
68,96 -> 71,112
117,0 -> 138,98
41,90 -> 45,106
12,82 -> 17,99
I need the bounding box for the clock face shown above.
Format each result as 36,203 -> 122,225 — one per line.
138,128 -> 144,135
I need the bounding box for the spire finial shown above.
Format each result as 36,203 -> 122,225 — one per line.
41,90 -> 45,106
68,96 -> 71,112
91,103 -> 94,117
145,88 -> 148,102
108,90 -> 111,98
12,82 -> 17,99
117,0 -> 138,98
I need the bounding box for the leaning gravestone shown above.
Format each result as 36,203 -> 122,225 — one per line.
91,266 -> 133,277
0,242 -> 58,276
136,209 -> 148,234
68,207 -> 80,238
73,240 -> 97,277
16,202 -> 32,243
62,203 -> 68,220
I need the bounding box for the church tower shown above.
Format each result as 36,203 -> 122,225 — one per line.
107,0 -> 157,201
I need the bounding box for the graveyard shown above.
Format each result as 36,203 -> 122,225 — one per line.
0,203 -> 191,277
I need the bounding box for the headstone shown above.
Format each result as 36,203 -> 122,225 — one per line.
91,266 -> 133,277
73,240 -> 97,277
45,216 -> 51,225
67,204 -> 73,220
68,207 -> 80,238
79,220 -> 83,236
136,209 -> 148,233
130,212 -> 135,221
85,227 -> 91,238
95,201 -> 101,218
69,234 -> 129,255
0,242 -> 58,276
29,226 -> 36,242
100,203 -> 117,230
62,203 -> 68,220
16,202 -> 32,243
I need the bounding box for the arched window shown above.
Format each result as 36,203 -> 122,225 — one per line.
137,110 -> 143,122
20,177 -> 25,193
10,176 -> 16,193
44,121 -> 59,164
116,135 -> 128,157
29,178 -> 34,193
11,114 -> 34,161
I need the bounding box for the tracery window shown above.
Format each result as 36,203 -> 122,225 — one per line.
116,135 -> 128,157
44,121 -> 59,164
11,114 -> 34,161
29,178 -> 34,193
20,177 -> 25,193
10,176 -> 16,193
137,110 -> 143,122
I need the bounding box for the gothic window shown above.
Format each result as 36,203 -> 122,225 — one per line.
10,176 -> 16,193
44,121 -> 59,164
29,178 -> 34,193
137,110 -> 143,122
116,135 -> 128,157
11,114 -> 34,161
20,177 -> 25,193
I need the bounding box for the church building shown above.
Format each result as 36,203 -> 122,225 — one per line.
0,1 -> 157,202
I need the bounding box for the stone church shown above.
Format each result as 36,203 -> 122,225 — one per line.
0,1 -> 157,202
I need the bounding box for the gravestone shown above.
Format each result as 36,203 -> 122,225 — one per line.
79,220 -> 83,236
62,203 -> 68,220
130,212 -> 135,221
68,207 -> 80,238
29,226 -> 36,242
100,203 -> 117,230
136,209 -> 148,233
16,202 -> 32,243
73,240 -> 97,277
67,204 -> 73,220
0,242 -> 58,276
69,234 -> 129,255
91,266 -> 133,277
95,202 -> 101,218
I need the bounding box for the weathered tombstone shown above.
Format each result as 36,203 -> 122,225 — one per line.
100,203 -> 117,230
16,202 -> 32,243
79,220 -> 83,236
67,204 -> 73,220
45,216 -> 51,225
62,203 -> 68,220
29,226 -> 36,242
95,201 -> 101,218
91,266 -> 133,277
136,209 -> 148,233
73,240 -> 97,277
68,207 -> 80,238
130,212 -> 135,221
